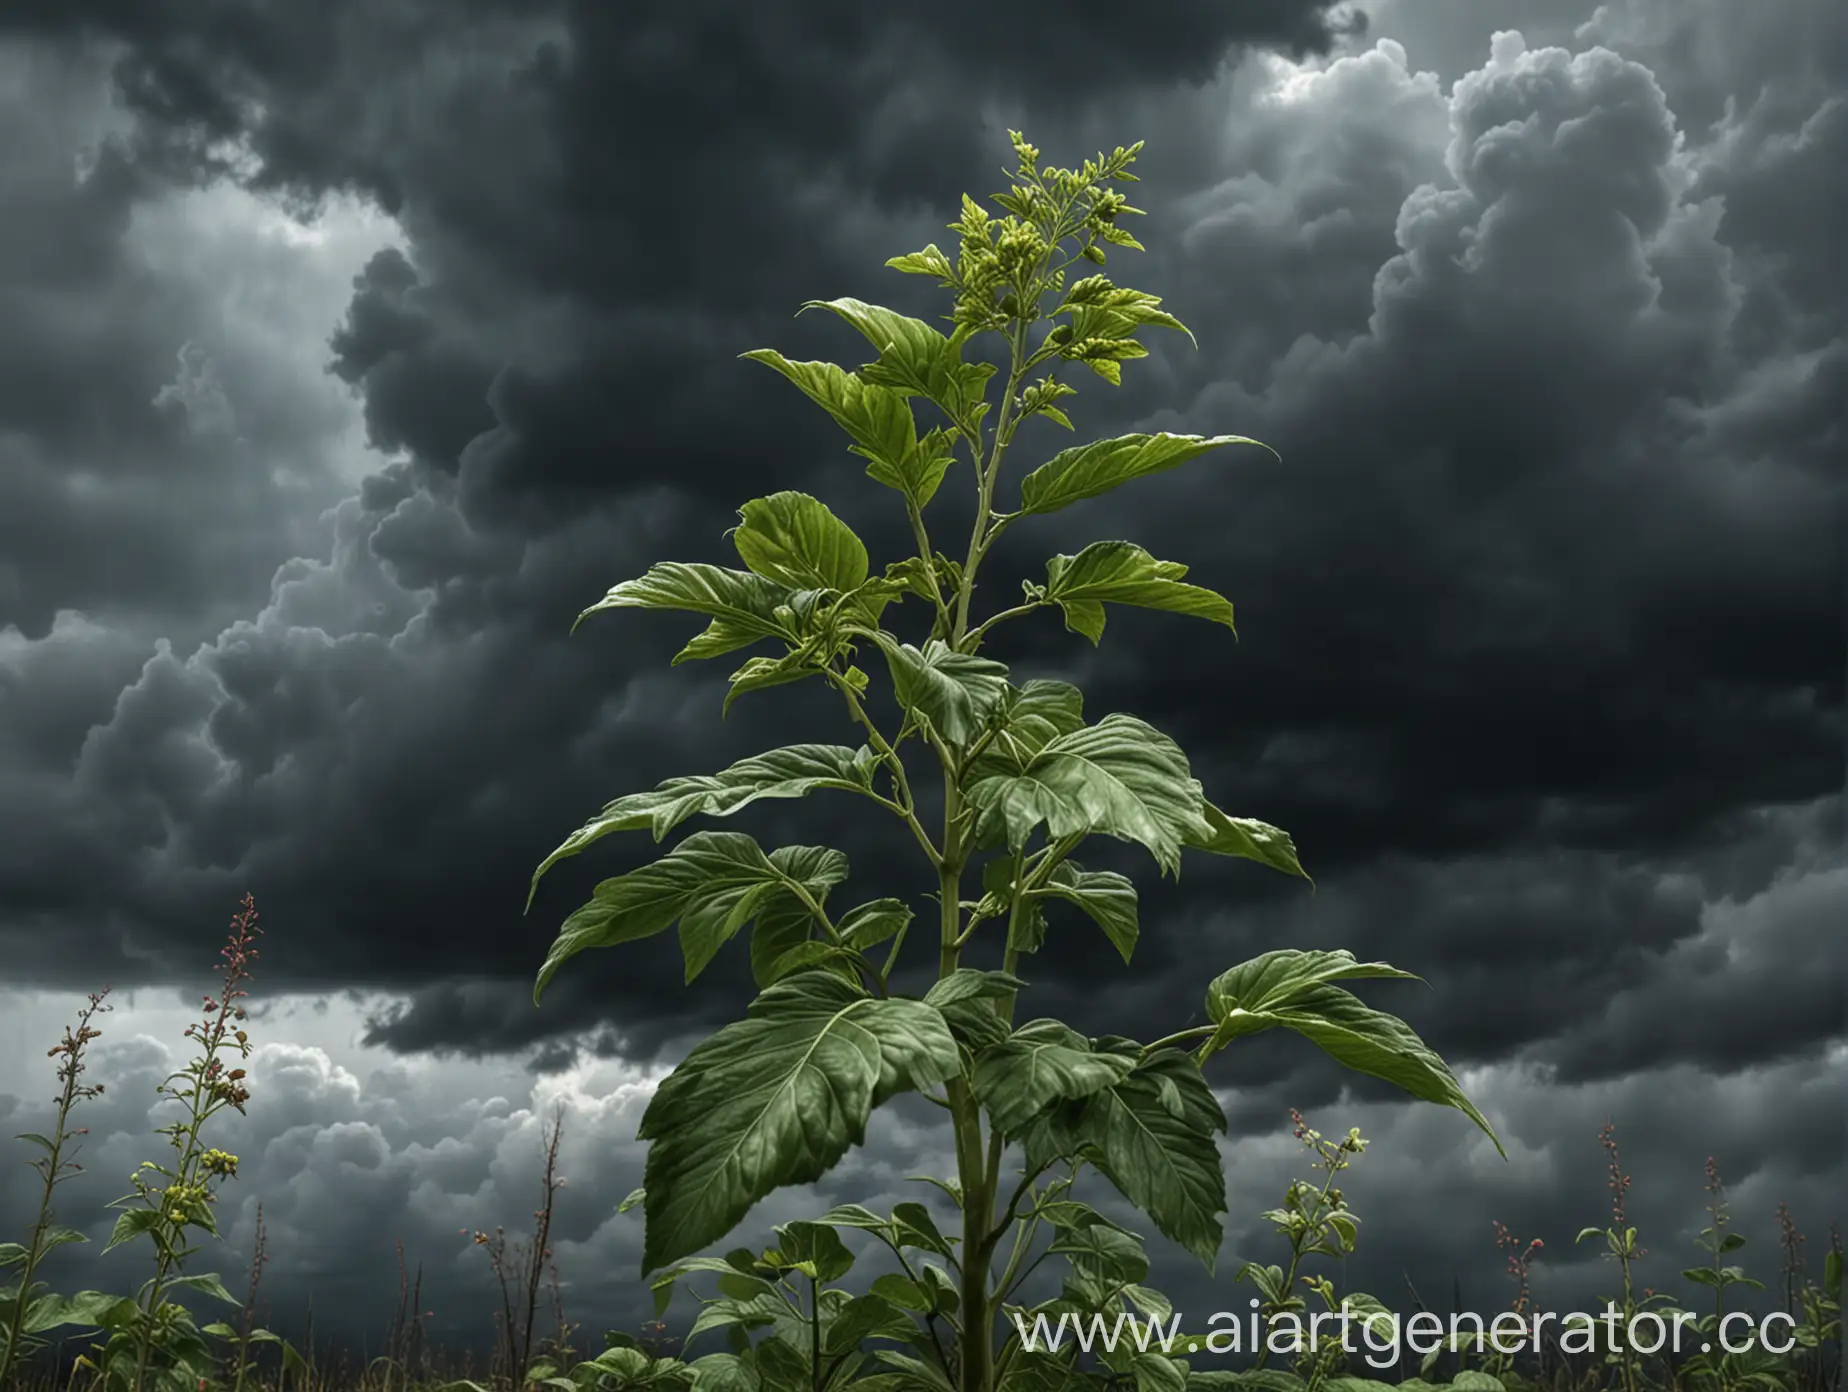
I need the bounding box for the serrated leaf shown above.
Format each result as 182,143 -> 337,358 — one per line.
876,637 -> 1009,745
575,562 -> 795,662
965,714 -> 1202,874
689,1352 -> 760,1392
1018,433 -> 1275,516
1075,1051 -> 1228,1269
974,1020 -> 1138,1134
1050,1220 -> 1150,1286
103,1208 -> 162,1253
839,899 -> 912,950
1044,542 -> 1234,643
636,972 -> 958,1273
535,831 -> 847,998
1037,861 -> 1138,962
1202,950 -> 1501,1154
529,745 -> 879,901
964,679 -> 1085,785
1186,803 -> 1310,881
923,969 -> 1023,1052
732,492 -> 870,593
741,352 -> 949,507
801,298 -> 988,419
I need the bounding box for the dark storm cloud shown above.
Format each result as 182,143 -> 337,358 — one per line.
0,0 -> 1842,1349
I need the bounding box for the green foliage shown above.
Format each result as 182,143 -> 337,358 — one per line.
527,129 -> 1497,1392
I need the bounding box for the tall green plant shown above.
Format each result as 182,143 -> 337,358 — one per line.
529,131 -> 1500,1392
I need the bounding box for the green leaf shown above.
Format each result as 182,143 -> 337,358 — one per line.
839,899 -> 912,951
23,1290 -> 137,1333
1076,1050 -> 1228,1268
619,1187 -> 646,1215
1132,1353 -> 1189,1392
1043,541 -> 1234,644
1186,802 -> 1310,881
965,714 -> 1202,874
923,969 -> 1024,1052
964,681 -> 1086,783
1018,433 -> 1275,516
1202,949 -> 1502,1155
731,492 -> 869,593
876,637 -> 1009,745
1037,861 -> 1138,962
170,1272 -> 241,1306
528,744 -> 879,902
575,562 -> 794,662
800,298 -> 990,418
823,1293 -> 916,1355
768,1221 -> 855,1281
689,1353 -> 759,1392
102,1208 -> 163,1253
740,352 -> 950,507
884,244 -> 955,281
636,972 -> 958,1273
1050,1221 -> 1151,1286
974,1021 -> 1137,1134
535,831 -> 847,998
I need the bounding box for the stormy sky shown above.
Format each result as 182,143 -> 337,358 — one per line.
0,0 -> 1842,1364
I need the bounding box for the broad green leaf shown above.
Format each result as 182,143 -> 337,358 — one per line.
749,892 -> 820,989
973,1020 -> 1137,1134
876,637 -> 1009,745
822,1293 -> 916,1355
1050,1222 -> 1150,1285
619,1187 -> 646,1214
1076,1050 -> 1229,1269
23,1290 -> 136,1333
1202,950 -> 1501,1154
535,832 -> 847,998
1186,802 -> 1310,881
103,1208 -> 162,1253
721,647 -> 828,717
1057,276 -> 1195,346
839,899 -> 912,950
1018,433 -> 1274,516
965,714 -> 1202,874
1044,541 -> 1234,643
741,352 -> 950,506
1038,861 -> 1138,962
530,745 -> 879,901
170,1272 -> 241,1306
800,298 -> 992,418
636,972 -> 958,1273
964,680 -> 1086,784
688,1352 -> 759,1392
732,492 -> 869,593
769,1221 -> 855,1281
1131,1353 -> 1189,1392
923,969 -> 1024,1052
575,562 -> 794,663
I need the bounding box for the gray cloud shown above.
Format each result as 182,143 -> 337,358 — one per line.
0,0 -> 1841,1358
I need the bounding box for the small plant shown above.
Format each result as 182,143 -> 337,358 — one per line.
1678,1158 -> 1764,1392
1578,1121 -> 1672,1392
1241,1111 -> 1390,1384
80,893 -> 269,1392
1789,1226 -> 1842,1392
1487,1220 -> 1544,1382
524,129 -> 1499,1392
0,989 -> 122,1386
468,1105 -> 569,1387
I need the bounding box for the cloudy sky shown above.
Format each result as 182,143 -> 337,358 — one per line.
1,0 -> 1842,1365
